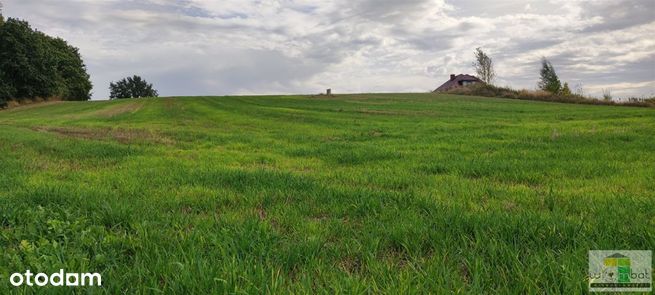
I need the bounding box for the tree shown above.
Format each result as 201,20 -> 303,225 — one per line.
538,58 -> 561,93
48,37 -> 92,100
472,47 -> 495,84
573,83 -> 585,96
561,82 -> 572,96
0,18 -> 52,99
109,75 -> 158,99
0,17 -> 92,101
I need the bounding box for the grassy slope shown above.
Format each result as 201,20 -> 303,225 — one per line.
0,94 -> 653,294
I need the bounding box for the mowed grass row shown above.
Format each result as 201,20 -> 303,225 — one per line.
0,94 -> 653,294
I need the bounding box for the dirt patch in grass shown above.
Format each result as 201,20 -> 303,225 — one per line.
459,262 -> 471,285
32,126 -> 175,145
5,100 -> 63,111
338,256 -> 363,275
164,98 -> 176,111
256,207 -> 267,220
357,109 -> 405,115
356,108 -> 436,116
90,101 -> 144,118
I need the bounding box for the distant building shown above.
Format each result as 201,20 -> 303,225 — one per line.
434,74 -> 483,92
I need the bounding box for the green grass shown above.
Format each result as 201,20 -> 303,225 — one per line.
0,93 -> 653,294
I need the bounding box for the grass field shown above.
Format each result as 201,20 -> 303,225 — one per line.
0,94 -> 653,294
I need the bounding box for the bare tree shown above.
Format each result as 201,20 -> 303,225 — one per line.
602,89 -> 612,101
574,82 -> 585,97
472,47 -> 495,84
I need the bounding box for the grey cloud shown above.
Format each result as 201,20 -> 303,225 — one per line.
92,47 -> 326,97
349,0 -> 434,20
448,0 -> 565,17
161,50 -> 324,95
2,0 -> 654,99
498,39 -> 565,57
581,0 -> 655,32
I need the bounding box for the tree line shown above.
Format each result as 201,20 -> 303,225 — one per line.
456,49 -> 655,106
0,13 -> 92,105
0,7 -> 157,108
472,48 -> 572,96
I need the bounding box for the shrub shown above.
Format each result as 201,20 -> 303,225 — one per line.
445,83 -> 652,107
109,75 -> 158,99
602,89 -> 612,101
561,83 -> 572,96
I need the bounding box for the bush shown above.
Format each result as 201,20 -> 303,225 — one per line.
109,75 -> 158,99
445,84 -> 653,107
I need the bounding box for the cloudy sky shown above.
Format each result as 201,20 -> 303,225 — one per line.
3,0 -> 654,99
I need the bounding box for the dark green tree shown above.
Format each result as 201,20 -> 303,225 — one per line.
538,58 -> 562,93
560,82 -> 572,96
0,17 -> 92,101
0,0 -> 7,108
109,75 -> 158,99
48,37 -> 92,100
0,18 -> 53,99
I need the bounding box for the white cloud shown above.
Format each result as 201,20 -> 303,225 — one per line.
2,0 -> 654,99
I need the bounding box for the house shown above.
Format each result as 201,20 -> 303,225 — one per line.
434,74 -> 483,92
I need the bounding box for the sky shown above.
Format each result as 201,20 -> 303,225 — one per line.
3,0 -> 654,99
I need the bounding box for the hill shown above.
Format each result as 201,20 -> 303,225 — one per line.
0,94 -> 654,293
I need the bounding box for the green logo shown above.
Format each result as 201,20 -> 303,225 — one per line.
589,250 -> 652,293
603,253 -> 631,283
